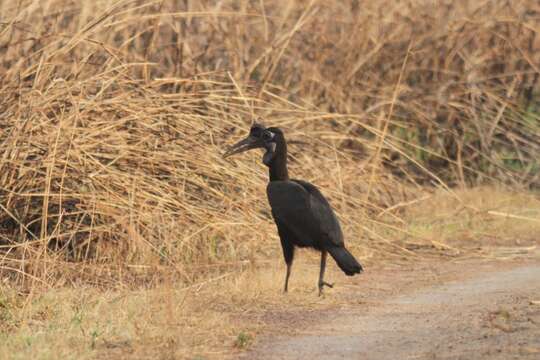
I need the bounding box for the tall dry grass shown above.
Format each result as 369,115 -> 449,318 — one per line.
0,0 -> 539,289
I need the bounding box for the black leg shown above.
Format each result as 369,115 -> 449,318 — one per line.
279,238 -> 294,293
276,221 -> 295,293
284,262 -> 291,293
318,251 -> 334,296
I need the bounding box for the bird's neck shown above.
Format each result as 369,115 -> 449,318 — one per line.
269,159 -> 289,182
268,141 -> 289,182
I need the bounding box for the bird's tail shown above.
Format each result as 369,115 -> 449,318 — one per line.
327,247 -> 363,276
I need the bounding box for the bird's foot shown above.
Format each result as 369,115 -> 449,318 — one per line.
318,281 -> 334,296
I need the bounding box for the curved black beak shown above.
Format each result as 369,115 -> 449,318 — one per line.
223,135 -> 264,158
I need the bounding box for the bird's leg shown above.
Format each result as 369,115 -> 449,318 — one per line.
284,262 -> 292,293
279,235 -> 294,293
318,251 -> 334,296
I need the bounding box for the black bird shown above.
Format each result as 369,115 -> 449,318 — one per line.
224,124 -> 363,295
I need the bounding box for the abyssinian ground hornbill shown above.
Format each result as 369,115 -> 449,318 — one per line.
224,123 -> 363,295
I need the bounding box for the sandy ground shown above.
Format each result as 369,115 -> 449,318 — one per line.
242,252 -> 540,360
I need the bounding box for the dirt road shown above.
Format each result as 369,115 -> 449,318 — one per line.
243,257 -> 540,359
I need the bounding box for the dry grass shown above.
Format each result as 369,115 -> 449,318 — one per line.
0,0 -> 539,359
1,187 -> 539,359
0,255 -> 369,360
399,187 -> 540,259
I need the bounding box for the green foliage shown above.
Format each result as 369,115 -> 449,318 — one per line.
234,331 -> 253,349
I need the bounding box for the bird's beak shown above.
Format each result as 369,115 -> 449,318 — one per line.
223,135 -> 264,158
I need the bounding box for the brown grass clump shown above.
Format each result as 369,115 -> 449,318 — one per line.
3,0 -> 538,185
0,0 -> 413,287
0,61 -> 412,286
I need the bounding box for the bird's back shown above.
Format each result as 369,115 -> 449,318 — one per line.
266,180 -> 344,249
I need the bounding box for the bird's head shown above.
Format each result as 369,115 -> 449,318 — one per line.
223,123 -> 283,166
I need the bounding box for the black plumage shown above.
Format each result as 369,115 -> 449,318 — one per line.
224,124 -> 363,295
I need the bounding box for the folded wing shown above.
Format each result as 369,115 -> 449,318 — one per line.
266,179 -> 344,248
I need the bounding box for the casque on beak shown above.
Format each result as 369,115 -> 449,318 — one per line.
223,135 -> 265,158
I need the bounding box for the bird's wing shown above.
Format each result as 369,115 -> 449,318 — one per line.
292,179 -> 344,246
266,180 -> 344,247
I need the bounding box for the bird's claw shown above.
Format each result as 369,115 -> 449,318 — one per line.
318,281 -> 334,296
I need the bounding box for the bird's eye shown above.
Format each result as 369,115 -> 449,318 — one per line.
250,126 -> 262,137
263,131 -> 274,141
